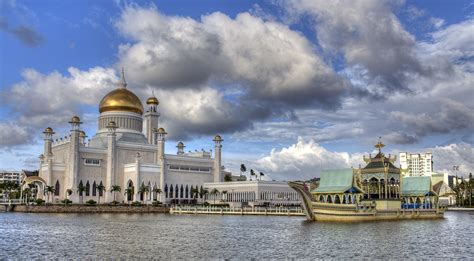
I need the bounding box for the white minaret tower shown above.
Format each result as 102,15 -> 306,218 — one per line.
105,121 -> 118,202
213,135 -> 223,182
144,92 -> 160,144
156,127 -> 167,201
42,127 -> 55,186
177,142 -> 185,155
67,116 -> 82,201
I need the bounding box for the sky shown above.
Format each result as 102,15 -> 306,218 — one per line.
0,0 -> 473,180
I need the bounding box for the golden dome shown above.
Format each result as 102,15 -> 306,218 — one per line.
70,115 -> 81,123
99,68 -> 144,115
146,96 -> 159,105
213,135 -> 223,142
157,127 -> 166,133
79,130 -> 87,138
99,88 -> 144,115
43,127 -> 54,134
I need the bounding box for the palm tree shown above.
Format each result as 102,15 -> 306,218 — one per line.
138,184 -> 150,203
110,185 -> 121,202
124,188 -> 133,203
23,188 -> 31,204
250,169 -> 256,181
77,183 -> 85,204
44,185 -> 55,204
152,187 -> 162,202
199,188 -> 209,202
96,183 -> 105,204
259,172 -> 265,181
240,164 -> 247,179
191,187 -> 199,203
210,188 -> 219,204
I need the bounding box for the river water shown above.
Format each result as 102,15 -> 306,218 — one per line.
0,211 -> 472,259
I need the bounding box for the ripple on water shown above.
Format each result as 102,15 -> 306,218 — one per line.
0,212 -> 472,259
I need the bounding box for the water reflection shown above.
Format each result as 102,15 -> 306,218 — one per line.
0,212 -> 472,259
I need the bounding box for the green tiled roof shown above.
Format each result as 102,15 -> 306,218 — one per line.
312,169 -> 359,194
400,176 -> 435,196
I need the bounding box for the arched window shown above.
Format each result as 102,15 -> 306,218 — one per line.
54,180 -> 60,196
85,181 -> 90,196
327,195 -> 333,203
185,185 -> 189,198
175,184 -> 179,198
165,184 -> 169,198
92,181 -> 97,197
335,195 -> 341,204
180,185 -> 184,198
319,195 -> 324,202
169,185 -> 173,199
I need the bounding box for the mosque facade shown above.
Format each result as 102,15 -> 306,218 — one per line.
37,70 -> 225,203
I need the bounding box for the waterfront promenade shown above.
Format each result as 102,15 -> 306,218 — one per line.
170,205 -> 304,216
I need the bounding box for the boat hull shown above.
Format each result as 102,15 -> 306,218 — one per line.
288,181 -> 445,222
312,204 -> 444,222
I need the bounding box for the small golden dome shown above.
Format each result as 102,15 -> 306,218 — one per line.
99,88 -> 144,115
79,130 -> 87,138
146,96 -> 159,105
213,135 -> 223,142
43,127 -> 54,134
157,127 -> 166,134
70,115 -> 81,123
177,141 -> 184,147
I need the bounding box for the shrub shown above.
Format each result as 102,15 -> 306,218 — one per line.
131,201 -> 142,206
202,202 -> 210,206
152,201 -> 161,206
60,199 -> 72,205
109,201 -> 120,206
85,199 -> 97,205
35,198 -> 45,205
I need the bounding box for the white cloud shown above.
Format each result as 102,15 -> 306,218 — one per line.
116,5 -> 346,107
430,143 -> 474,177
0,122 -> 31,148
255,137 -> 362,180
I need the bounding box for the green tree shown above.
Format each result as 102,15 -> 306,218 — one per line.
152,187 -> 162,202
240,164 -> 247,178
97,183 -> 106,204
77,183 -> 86,204
110,185 -> 121,202
139,184 -> 150,203
210,188 -> 219,204
224,174 -> 232,182
124,188 -> 133,203
44,185 -> 55,204
199,187 -> 209,201
250,169 -> 256,181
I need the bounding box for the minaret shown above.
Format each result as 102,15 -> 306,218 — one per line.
156,127 -> 167,162
105,121 -> 118,202
144,92 -> 160,144
67,116 -> 82,200
42,127 -> 55,186
156,127 -> 167,201
213,135 -> 223,182
177,142 -> 185,155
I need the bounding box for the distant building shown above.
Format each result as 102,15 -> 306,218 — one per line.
399,152 -> 433,176
0,170 -> 21,185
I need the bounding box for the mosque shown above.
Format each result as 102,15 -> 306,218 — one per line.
35,69 -> 226,203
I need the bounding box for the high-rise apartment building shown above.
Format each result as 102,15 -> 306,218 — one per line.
399,152 -> 433,176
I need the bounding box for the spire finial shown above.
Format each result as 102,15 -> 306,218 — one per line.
374,136 -> 385,153
118,67 -> 127,88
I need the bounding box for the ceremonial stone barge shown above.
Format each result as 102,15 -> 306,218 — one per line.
289,141 -> 445,222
